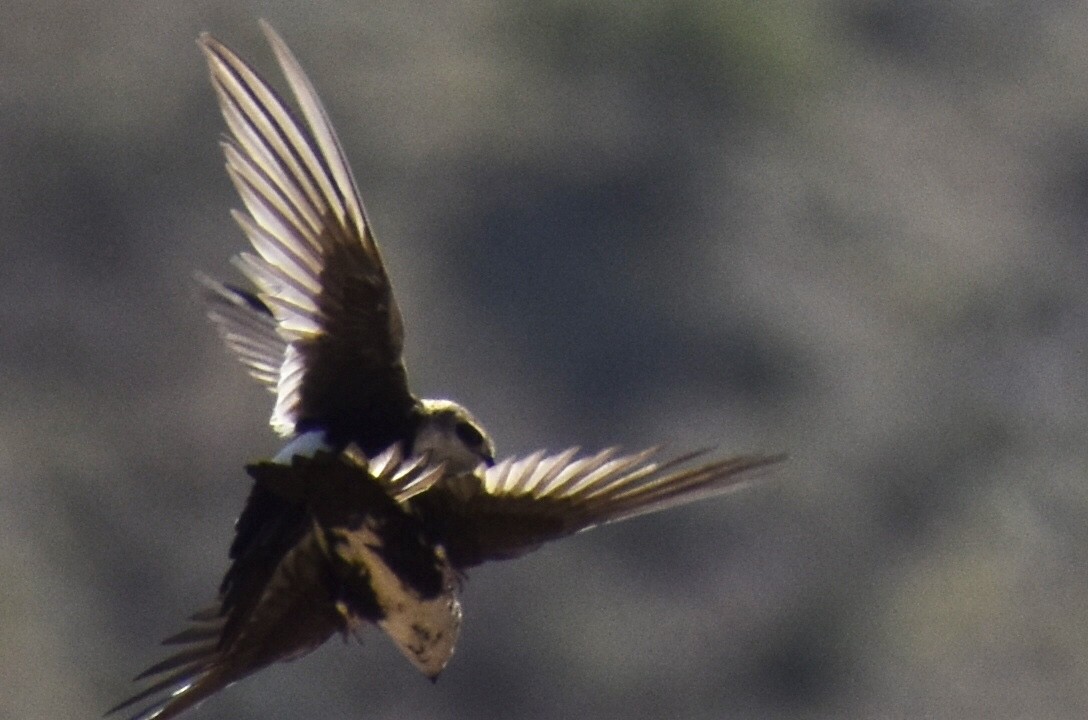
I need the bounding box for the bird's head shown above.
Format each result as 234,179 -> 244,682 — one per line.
413,399 -> 495,473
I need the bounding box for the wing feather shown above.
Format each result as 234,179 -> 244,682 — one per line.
419,448 -> 784,568
197,26 -> 415,442
195,274 -> 283,390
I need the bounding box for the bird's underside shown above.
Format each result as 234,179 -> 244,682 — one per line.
108,448 -> 460,720
109,20 -> 783,720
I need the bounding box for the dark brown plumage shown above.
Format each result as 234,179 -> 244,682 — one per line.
109,21 -> 782,720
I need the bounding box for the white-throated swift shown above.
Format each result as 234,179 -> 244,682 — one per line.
109,21 -> 783,720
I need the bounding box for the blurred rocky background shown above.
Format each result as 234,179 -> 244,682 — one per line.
4,1 -> 1088,718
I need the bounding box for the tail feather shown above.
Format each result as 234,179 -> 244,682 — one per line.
109,667 -> 235,720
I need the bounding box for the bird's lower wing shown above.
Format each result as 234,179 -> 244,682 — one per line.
108,530 -> 342,720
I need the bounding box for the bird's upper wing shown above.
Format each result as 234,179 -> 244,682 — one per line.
199,23 -> 415,438
412,447 -> 785,569
196,274 -> 284,391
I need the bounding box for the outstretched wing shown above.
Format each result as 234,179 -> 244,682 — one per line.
413,447 -> 784,569
199,23 -> 416,442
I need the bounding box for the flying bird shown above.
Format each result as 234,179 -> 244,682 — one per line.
110,21 -> 783,720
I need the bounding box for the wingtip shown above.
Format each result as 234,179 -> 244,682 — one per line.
257,18 -> 279,43
258,19 -> 294,66
195,31 -> 219,57
750,452 -> 789,469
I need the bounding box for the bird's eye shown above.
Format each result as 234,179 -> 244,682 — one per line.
455,420 -> 485,448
